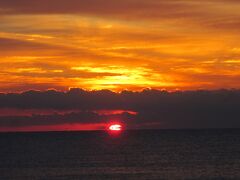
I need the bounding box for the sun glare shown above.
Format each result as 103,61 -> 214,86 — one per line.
109,124 -> 122,131
108,124 -> 122,131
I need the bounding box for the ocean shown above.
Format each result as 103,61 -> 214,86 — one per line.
0,129 -> 240,179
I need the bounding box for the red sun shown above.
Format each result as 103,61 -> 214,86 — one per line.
108,124 -> 122,131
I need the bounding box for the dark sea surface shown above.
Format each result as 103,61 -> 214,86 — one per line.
0,129 -> 240,180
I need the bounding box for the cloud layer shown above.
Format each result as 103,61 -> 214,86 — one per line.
1,1 -> 240,91
0,89 -> 240,131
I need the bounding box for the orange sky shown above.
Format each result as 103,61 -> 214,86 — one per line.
1,0 -> 240,92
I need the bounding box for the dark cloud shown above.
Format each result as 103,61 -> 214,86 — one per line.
0,111 -> 134,127
0,83 -> 68,93
0,38 -> 72,57
0,0 -> 223,25
0,0 -> 194,17
1,0 -> 239,33
0,89 -> 240,129
6,69 -> 122,79
0,38 -> 86,53
0,38 -> 53,51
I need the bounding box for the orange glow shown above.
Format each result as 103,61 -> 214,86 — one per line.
0,123 -> 107,132
1,2 -> 240,92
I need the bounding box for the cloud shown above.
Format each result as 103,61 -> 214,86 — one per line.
0,111 -> 135,127
0,37 -> 73,57
1,1 -> 240,93
0,89 -> 240,129
1,0 -> 239,27
0,83 -> 68,93
5,68 -> 122,79
0,37 -> 97,56
0,0 -> 195,17
0,37 -> 53,51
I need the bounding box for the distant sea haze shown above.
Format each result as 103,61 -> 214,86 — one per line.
0,89 -> 240,132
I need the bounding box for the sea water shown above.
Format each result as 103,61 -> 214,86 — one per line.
0,129 -> 240,179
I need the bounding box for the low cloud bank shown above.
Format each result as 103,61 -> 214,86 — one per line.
0,89 -> 240,129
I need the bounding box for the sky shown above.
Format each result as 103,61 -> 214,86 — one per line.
0,0 -> 240,131
0,0 -> 240,92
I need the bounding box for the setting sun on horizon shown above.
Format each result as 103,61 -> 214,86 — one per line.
1,1 -> 240,179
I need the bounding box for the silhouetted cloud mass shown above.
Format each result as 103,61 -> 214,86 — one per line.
0,88 -> 240,130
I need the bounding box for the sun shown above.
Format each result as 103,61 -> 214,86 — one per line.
108,124 -> 122,131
